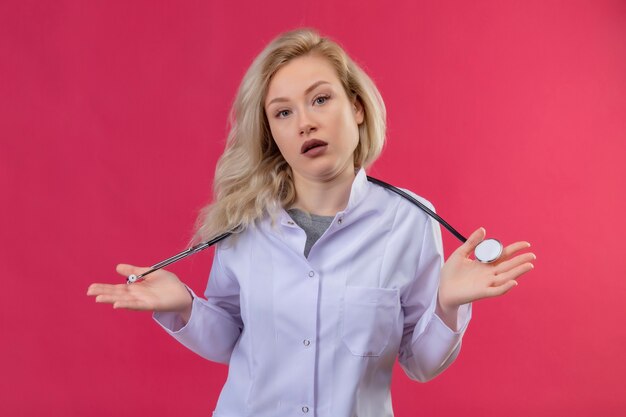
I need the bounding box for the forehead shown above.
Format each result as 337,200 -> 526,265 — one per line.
266,54 -> 341,103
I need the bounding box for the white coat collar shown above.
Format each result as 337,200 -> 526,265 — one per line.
279,168 -> 370,225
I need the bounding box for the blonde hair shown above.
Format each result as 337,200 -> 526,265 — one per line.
193,28 -> 387,243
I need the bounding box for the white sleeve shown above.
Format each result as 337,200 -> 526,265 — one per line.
152,247 -> 243,364
397,200 -> 472,382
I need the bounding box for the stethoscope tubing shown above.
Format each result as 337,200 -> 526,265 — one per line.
127,176 -> 475,284
366,176 -> 468,243
127,232 -> 230,283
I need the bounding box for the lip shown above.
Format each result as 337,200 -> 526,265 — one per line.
301,139 -> 328,154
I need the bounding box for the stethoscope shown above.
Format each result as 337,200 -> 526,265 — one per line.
127,176 -> 503,284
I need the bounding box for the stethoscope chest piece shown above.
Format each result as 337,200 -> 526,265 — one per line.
474,238 -> 503,263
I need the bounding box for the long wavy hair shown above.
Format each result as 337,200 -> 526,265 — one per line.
192,28 -> 387,244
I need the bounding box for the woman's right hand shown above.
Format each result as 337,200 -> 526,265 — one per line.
87,264 -> 193,318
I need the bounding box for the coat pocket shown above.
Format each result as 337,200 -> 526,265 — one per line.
342,286 -> 399,357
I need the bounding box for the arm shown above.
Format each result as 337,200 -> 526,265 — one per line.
153,247 -> 243,364
397,199 -> 536,382
397,212 -> 472,382
88,247 -> 243,364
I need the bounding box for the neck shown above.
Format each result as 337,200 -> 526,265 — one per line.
291,167 -> 357,216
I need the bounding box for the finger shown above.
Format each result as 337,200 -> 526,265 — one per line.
87,283 -> 128,296
498,241 -> 532,262
95,293 -> 135,304
87,283 -> 104,296
458,227 -> 487,258
95,292 -> 152,310
485,279 -> 518,298
493,252 -> 536,277
492,262 -> 534,284
113,299 -> 152,310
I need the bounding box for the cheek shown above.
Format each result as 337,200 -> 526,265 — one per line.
337,111 -> 360,147
268,121 -> 285,148
269,126 -> 296,161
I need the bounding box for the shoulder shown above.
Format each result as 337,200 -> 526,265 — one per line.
395,187 -> 436,213
365,178 -> 436,224
214,213 -> 276,255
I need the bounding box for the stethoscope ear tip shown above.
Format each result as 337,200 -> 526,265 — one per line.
474,238 -> 503,263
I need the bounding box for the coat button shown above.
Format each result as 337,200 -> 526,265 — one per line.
308,270 -> 315,277
303,339 -> 311,346
302,406 -> 309,413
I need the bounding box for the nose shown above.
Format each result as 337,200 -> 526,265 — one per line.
300,125 -> 316,136
298,110 -> 317,136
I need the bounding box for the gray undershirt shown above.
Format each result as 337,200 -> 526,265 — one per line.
287,208 -> 334,258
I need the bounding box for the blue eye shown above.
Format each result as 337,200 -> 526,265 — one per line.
276,109 -> 291,118
314,95 -> 330,105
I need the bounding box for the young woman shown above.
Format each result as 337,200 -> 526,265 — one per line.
88,28 -> 535,417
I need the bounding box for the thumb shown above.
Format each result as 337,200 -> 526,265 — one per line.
115,263 -> 152,278
457,227 -> 486,258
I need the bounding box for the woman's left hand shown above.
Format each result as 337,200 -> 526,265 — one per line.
438,227 -> 536,311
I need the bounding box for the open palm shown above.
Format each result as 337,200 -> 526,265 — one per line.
87,264 -> 192,312
438,228 -> 536,310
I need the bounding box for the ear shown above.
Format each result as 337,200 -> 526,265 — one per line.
352,97 -> 364,125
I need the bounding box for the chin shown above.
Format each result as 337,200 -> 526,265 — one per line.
302,162 -> 355,182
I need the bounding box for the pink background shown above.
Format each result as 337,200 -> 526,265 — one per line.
2,0 -> 625,415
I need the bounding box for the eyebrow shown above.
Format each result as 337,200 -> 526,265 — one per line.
265,80 -> 331,107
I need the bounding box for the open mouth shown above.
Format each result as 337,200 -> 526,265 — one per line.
301,139 -> 328,154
